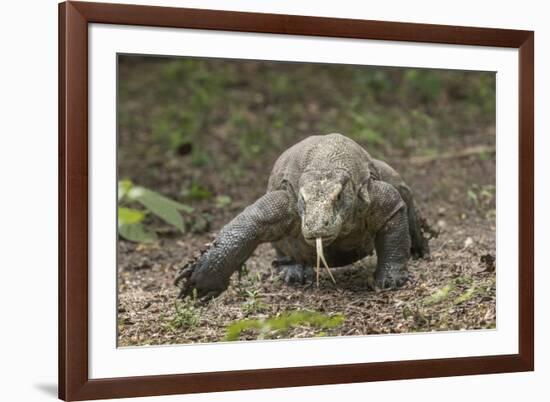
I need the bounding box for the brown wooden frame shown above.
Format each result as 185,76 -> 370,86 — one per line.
59,1 -> 534,400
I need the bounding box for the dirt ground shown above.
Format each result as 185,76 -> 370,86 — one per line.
117,57 -> 496,346
117,136 -> 496,346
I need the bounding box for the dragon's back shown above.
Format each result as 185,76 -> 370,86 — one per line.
267,133 -> 373,192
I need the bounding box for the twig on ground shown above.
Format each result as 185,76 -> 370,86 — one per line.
407,145 -> 495,165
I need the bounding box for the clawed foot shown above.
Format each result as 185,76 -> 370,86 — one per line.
374,262 -> 409,291
272,259 -> 313,286
174,256 -> 228,302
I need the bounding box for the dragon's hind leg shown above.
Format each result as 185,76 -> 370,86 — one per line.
395,184 -> 431,259
371,158 -> 434,259
271,252 -> 314,285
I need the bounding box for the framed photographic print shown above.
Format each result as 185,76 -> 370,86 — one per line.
59,1 -> 534,400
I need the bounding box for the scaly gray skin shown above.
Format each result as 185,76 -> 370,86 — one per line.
176,133 -> 430,301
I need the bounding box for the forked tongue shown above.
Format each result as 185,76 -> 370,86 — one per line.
315,237 -> 336,287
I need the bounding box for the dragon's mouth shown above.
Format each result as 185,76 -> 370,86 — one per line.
315,237 -> 336,287
304,234 -> 336,246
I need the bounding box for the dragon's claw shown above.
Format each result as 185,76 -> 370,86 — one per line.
174,254 -> 230,301
174,257 -> 201,300
374,263 -> 409,290
174,265 -> 195,287
279,264 -> 314,286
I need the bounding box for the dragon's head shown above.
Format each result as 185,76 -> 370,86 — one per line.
297,169 -> 359,247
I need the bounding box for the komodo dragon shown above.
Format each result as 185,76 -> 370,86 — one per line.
176,133 -> 431,301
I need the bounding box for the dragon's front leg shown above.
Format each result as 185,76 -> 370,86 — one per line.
175,190 -> 295,301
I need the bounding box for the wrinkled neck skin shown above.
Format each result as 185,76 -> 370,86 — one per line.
296,168 -> 367,248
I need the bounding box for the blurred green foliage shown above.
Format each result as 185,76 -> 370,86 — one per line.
118,179 -> 193,242
224,310 -> 345,341
180,182 -> 212,201
118,55 -> 495,194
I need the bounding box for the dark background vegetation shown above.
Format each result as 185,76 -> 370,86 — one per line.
117,55 -> 496,346
118,56 -> 495,201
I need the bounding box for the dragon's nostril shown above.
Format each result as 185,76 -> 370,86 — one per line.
324,220 -> 330,227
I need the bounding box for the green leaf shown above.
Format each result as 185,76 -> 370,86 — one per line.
118,223 -> 157,243
224,319 -> 262,341
118,207 -> 146,226
118,179 -> 133,201
128,186 -> 193,213
215,195 -> 232,208
223,311 -> 344,341
181,183 -> 212,201
127,186 -> 191,231
467,189 -> 478,203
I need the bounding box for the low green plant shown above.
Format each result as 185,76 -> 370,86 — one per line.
454,286 -> 477,305
165,298 -> 200,332
467,184 -> 496,216
224,310 -> 345,341
242,289 -> 269,315
423,284 -> 455,306
181,182 -> 212,201
118,179 -> 193,243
